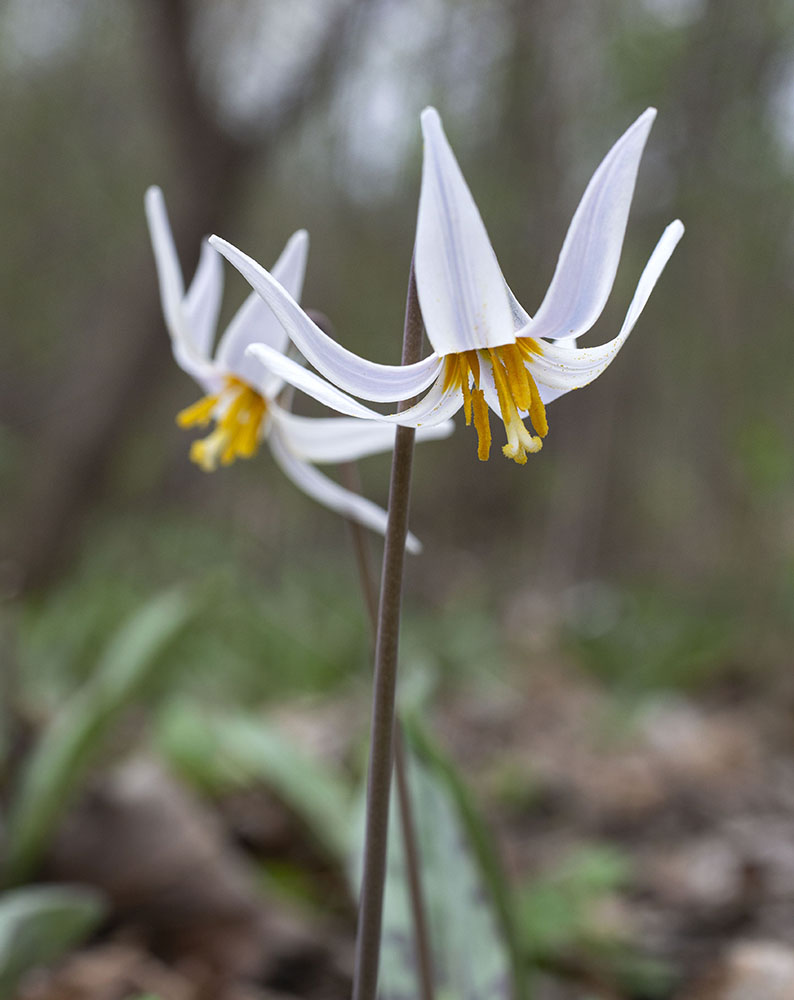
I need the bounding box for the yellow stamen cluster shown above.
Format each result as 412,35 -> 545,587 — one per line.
443,339 -> 547,464
176,375 -> 267,472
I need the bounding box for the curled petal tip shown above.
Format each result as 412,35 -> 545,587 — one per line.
420,106 -> 442,132
144,184 -> 163,207
627,107 -> 656,144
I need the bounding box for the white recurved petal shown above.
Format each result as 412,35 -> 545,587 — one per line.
216,231 -> 310,394
216,290 -> 288,395
210,236 -> 441,402
270,229 -> 310,301
529,219 -> 684,396
145,186 -> 218,387
184,240 -> 224,360
415,108 -> 515,355
269,428 -> 423,554
526,108 -> 657,343
272,409 -> 453,465
246,343 -> 456,428
145,186 -> 185,338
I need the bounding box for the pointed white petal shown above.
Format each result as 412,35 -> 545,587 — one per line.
529,220 -> 684,397
537,384 -> 569,406
272,408 -> 453,465
526,109 -> 657,342
247,343 -> 457,428
210,236 -> 441,402
145,186 -> 217,385
271,229 -> 309,302
415,108 -> 515,355
184,240 -> 224,359
269,428 -> 422,554
216,229 -> 311,386
171,342 -> 223,395
215,288 -> 288,390
145,186 -> 186,339
249,345 -> 404,418
534,338 -> 578,405
389,371 -> 465,427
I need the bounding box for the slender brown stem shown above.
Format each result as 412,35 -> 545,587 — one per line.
340,463 -> 380,635
393,725 -> 435,1000
340,462 -> 435,1000
351,264 -> 424,1000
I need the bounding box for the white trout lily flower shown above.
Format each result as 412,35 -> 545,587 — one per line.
144,186 -> 451,551
209,107 -> 683,465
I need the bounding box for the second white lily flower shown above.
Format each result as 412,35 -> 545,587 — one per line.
209,107 -> 684,465
145,187 -> 452,551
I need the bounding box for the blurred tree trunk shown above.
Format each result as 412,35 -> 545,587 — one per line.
6,0 -> 366,594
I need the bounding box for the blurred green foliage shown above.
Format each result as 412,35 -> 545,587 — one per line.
159,699 -> 352,859
519,846 -> 674,997
0,885 -> 106,996
4,589 -> 193,886
564,583 -> 740,696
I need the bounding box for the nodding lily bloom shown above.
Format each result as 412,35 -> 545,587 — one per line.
144,186 -> 452,551
209,108 -> 683,465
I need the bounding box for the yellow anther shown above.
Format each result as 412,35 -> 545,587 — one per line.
442,338 -> 547,465
177,376 -> 268,471
176,393 -> 220,428
499,344 -> 533,413
459,355 -> 473,424
471,388 -> 491,460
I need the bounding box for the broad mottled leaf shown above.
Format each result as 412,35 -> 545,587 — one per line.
3,589 -> 193,885
352,741 -> 512,1000
405,719 -> 529,1000
0,884 -> 105,995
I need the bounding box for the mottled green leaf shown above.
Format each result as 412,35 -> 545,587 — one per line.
352,739 -> 513,1000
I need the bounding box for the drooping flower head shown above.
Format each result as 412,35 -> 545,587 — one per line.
144,186 -> 451,550
207,108 -> 684,465
145,186 -> 310,472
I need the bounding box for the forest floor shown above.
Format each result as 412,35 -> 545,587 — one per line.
13,651 -> 794,1000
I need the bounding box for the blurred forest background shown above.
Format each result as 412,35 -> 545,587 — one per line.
4,1 -> 794,998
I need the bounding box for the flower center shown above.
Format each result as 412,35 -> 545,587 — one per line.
442,339 -> 548,465
176,375 -> 268,472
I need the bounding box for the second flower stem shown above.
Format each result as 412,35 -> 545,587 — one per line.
351,264 -> 424,1000
342,462 -> 435,1000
